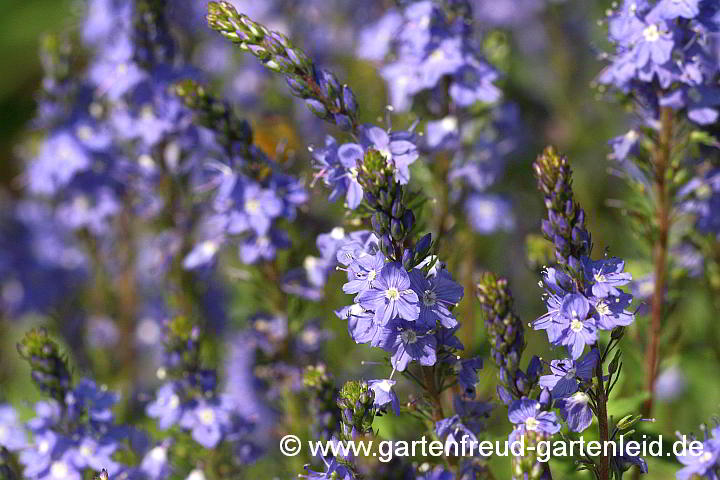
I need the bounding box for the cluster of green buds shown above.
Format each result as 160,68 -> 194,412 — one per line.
207,1 -> 359,131
476,273 -> 533,402
533,146 -> 591,277
303,364 -> 341,441
17,329 -> 72,403
511,430 -> 551,480
172,80 -> 253,156
336,381 -> 376,441
358,150 -> 417,262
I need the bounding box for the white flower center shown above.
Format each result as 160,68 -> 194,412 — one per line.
525,417 -> 539,431
441,116 -> 458,132
367,269 -> 378,282
565,367 -> 577,379
385,287 -> 400,301
38,440 -> 50,454
198,407 -> 215,425
257,236 -> 270,248
422,290 -> 437,307
570,319 -> 584,333
187,470 -> 207,480
572,392 -> 590,405
643,24 -> 660,42
150,446 -> 167,462
304,256 -> 318,271
596,301 -> 611,316
594,273 -> 607,283
702,451 -> 714,462
80,444 -> 94,457
349,167 -> 359,180
50,462 -> 69,479
401,330 -> 418,344
245,198 -> 261,214
330,227 -> 345,239
169,394 -> 180,409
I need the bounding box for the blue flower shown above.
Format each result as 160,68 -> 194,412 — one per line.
179,398 -> 231,448
538,350 -> 598,399
409,267 -> 463,329
147,382 -> 184,430
555,391 -> 594,432
343,251 -> 386,294
676,428 -> 720,479
559,294 -> 597,359
360,126 -> 419,185
508,398 -> 561,436
379,322 -> 437,371
0,404 -> 27,450
368,379 -> 400,415
590,292 -> 635,330
582,257 -> 632,298
356,262 -> 419,325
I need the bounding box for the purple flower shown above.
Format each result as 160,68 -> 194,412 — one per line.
140,444 -> 171,480
343,251 -> 386,294
409,268 -> 463,329
360,126 -> 419,185
0,405 -> 26,450
609,130 -> 640,162
539,350 -> 598,399
508,398 -> 561,436
179,398 -> 231,448
559,294 -> 597,359
582,257 -> 632,298
455,357 -> 483,399
356,262 -> 419,325
464,194 -> 515,234
147,382 -> 184,430
380,322 -> 437,371
653,0 -> 700,20
676,431 -> 720,479
590,292 -> 635,330
555,392 -> 594,432
424,116 -> 460,151
368,379 -> 400,415
67,437 -> 120,475
239,229 -> 290,264
28,132 -> 91,195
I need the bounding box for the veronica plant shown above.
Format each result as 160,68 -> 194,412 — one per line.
207,3 -> 491,477
597,0 -> 720,416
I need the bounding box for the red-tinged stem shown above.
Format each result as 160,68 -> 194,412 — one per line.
643,106 -> 673,416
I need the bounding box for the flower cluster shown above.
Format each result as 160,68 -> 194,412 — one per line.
600,0 -> 720,125
675,423 -> 720,479
360,1 -> 500,111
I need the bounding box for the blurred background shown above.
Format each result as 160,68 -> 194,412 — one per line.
0,0 -> 717,479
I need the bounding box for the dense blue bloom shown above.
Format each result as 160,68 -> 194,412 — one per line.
343,251 -> 386,295
374,0 -> 500,111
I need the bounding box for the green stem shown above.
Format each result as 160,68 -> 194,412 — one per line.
595,361 -> 610,480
